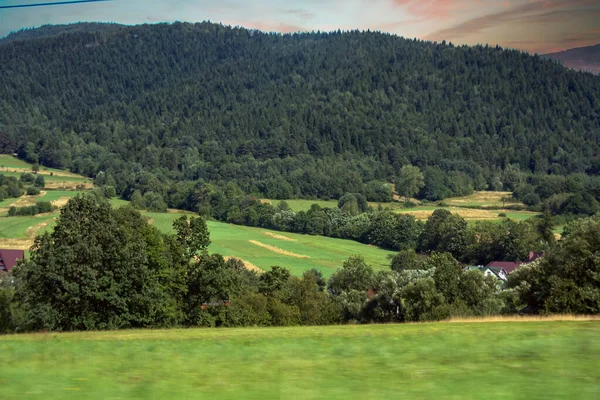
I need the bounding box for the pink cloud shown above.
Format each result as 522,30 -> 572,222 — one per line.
425,0 -> 598,40
392,0 -> 467,20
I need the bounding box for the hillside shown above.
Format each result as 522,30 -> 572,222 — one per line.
545,43 -> 600,74
1,320 -> 599,399
1,22 -> 600,202
0,22 -> 122,44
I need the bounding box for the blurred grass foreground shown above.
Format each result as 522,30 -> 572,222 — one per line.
1,319 -> 599,399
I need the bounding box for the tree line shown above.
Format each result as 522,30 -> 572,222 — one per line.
2,195 -> 597,333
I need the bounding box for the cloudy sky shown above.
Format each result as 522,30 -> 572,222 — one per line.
1,0 -> 599,53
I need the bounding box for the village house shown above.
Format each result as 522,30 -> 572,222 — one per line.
486,251 -> 544,276
465,266 -> 508,282
0,249 -> 24,273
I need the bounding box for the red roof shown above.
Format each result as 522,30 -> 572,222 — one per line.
486,261 -> 524,274
0,249 -> 25,272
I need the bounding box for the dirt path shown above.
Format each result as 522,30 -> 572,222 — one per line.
25,218 -> 56,239
224,256 -> 264,273
248,240 -> 309,259
263,231 -> 297,242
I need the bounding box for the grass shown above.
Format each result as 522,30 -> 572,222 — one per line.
262,198 -> 339,211
0,155 -> 92,186
0,320 -> 598,399
145,212 -> 395,277
0,214 -> 58,240
0,190 -> 83,209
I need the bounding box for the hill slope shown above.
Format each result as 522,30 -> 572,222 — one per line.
1,22 -> 600,201
545,43 -> 600,74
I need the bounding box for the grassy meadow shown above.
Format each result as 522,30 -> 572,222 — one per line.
0,320 -> 598,399
146,212 -> 395,277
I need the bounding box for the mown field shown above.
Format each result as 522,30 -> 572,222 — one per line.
146,212 -> 395,277
0,320 -> 598,399
0,155 -> 93,188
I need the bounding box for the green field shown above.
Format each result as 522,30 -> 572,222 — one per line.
0,190 -> 82,210
263,198 -> 339,211
0,320 -> 598,399
0,214 -> 58,240
0,170 -> 90,183
145,212 -> 395,277
0,155 -> 91,184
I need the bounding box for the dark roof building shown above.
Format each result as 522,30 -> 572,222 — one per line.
0,249 -> 25,272
486,261 -> 523,274
486,251 -> 544,275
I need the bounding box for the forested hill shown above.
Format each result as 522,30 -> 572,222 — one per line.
1,22 -> 600,201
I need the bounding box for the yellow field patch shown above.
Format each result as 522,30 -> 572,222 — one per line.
0,238 -> 33,250
401,208 -> 506,220
448,315 -> 600,323
224,256 -> 263,273
444,191 -> 522,207
0,167 -> 81,178
25,218 -> 56,239
263,231 -> 297,242
45,182 -> 93,190
248,240 -> 309,259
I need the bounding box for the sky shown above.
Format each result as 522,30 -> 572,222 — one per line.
0,0 -> 599,54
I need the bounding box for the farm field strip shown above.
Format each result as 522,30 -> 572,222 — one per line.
395,206 -> 539,221
0,321 -> 598,399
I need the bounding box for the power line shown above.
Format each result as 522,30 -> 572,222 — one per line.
0,0 -> 111,10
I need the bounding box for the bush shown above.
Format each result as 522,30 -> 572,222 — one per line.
498,212 -> 507,218
26,186 -> 40,196
404,200 -> 418,208
19,173 -> 35,184
522,193 -> 541,207
7,201 -> 53,217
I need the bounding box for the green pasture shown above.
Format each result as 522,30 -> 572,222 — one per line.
0,214 -> 58,239
0,155 -> 36,170
0,170 -> 89,183
264,198 -> 339,211
1,321 -> 598,399
37,190 -> 81,202
145,212 -> 395,277
0,154 -> 82,177
0,190 -> 82,209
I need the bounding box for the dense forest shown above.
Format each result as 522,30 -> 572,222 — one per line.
1,22 -> 600,205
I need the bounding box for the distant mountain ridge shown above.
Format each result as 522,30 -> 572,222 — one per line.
0,22 -> 123,43
544,43 -> 600,74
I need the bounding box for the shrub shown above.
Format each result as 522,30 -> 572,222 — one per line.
404,200 -> 418,208
498,212 -> 507,218
26,186 -> 40,196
